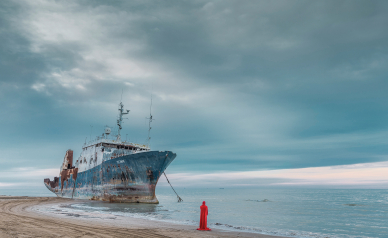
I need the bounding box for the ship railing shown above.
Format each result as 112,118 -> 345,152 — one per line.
83,138 -> 150,149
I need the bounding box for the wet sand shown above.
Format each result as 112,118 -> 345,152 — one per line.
0,196 -> 286,238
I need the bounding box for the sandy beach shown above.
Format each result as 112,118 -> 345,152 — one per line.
0,196 -> 286,238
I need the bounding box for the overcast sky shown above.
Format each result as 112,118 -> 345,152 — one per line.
1,0 -> 388,190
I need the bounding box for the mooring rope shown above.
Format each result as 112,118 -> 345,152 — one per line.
163,172 -> 183,202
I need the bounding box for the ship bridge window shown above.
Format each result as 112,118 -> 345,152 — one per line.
125,146 -> 128,149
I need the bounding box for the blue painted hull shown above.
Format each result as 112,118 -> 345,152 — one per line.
45,151 -> 176,203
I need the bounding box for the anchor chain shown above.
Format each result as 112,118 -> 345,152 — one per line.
163,172 -> 183,202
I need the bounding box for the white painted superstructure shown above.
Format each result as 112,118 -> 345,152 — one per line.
74,102 -> 151,173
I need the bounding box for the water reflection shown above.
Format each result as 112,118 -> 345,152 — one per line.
70,201 -> 161,215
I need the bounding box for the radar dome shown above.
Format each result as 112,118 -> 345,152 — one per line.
105,127 -> 111,135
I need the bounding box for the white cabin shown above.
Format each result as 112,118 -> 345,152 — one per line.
75,139 -> 150,173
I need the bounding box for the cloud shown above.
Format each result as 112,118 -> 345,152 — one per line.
0,167 -> 58,180
0,183 -> 14,187
159,161 -> 388,188
1,0 -> 388,178
5,161 -> 388,189
0,167 -> 58,189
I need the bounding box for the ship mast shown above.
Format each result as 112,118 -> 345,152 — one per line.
146,96 -> 154,148
117,101 -> 129,141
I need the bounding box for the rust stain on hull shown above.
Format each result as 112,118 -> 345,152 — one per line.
44,150 -> 176,203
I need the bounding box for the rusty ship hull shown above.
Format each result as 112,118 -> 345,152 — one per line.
44,101 -> 176,203
45,150 -> 176,203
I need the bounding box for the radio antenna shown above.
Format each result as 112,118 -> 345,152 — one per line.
90,125 -> 93,142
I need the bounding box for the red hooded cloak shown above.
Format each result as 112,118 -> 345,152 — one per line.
197,201 -> 211,231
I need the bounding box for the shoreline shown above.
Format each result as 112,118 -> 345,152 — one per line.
0,196 -> 287,238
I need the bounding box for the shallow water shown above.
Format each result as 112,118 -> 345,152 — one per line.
29,187 -> 388,238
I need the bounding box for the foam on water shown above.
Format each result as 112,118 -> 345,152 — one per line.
35,188 -> 388,238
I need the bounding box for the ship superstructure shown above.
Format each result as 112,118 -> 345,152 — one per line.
44,101 -> 176,203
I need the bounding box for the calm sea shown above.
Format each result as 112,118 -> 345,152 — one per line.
3,187 -> 388,238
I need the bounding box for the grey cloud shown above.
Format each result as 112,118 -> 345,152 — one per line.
1,0 -> 388,181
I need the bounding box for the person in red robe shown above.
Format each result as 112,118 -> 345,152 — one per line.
197,201 -> 211,231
